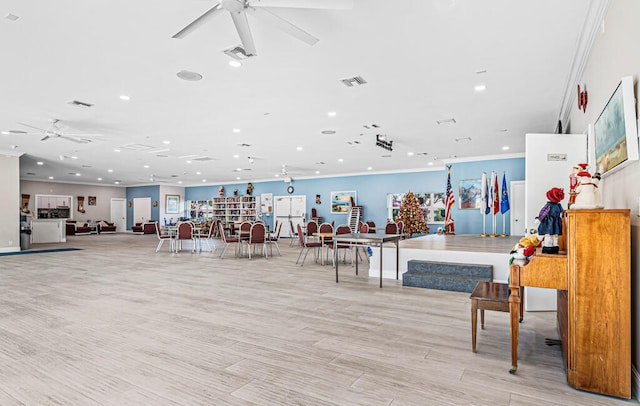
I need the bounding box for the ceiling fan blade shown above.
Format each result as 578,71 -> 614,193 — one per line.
59,135 -> 88,144
18,122 -> 48,132
172,3 -> 224,39
230,10 -> 258,56
250,0 -> 353,10
40,135 -> 50,141
250,7 -> 319,46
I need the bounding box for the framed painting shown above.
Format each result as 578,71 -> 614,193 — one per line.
331,191 -> 356,214
458,179 -> 481,209
166,194 -> 180,214
88,196 -> 96,206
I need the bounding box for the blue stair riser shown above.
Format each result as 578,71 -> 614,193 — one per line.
407,260 -> 492,278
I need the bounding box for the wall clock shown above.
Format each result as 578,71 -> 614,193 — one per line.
287,185 -> 294,194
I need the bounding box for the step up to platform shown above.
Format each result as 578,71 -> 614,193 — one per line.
403,260 -> 492,293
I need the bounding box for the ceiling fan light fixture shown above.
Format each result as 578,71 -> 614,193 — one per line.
229,60 -> 242,68
223,46 -> 253,60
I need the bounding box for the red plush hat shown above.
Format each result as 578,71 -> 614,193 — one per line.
546,187 -> 565,203
577,171 -> 591,177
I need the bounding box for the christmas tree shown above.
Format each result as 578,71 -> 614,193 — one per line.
396,191 -> 428,236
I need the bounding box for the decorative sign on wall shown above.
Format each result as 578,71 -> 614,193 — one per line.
88,196 -> 97,206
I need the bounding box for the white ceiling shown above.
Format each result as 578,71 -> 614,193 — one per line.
1,0 -> 594,186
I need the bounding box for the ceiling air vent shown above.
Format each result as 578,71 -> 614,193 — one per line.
192,157 -> 215,162
120,144 -> 154,150
341,76 -> 367,87
67,100 -> 94,108
436,118 -> 456,125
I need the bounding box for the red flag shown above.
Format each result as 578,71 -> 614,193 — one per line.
492,171 -> 500,214
445,166 -> 455,232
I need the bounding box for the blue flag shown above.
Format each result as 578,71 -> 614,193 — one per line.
500,172 -> 510,214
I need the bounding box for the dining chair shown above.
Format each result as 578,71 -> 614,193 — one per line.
366,220 -> 377,233
218,221 -> 239,259
266,221 -> 283,256
295,224 -> 322,266
327,224 -> 352,265
244,222 -> 267,259
176,222 -> 195,252
305,220 -> 318,243
200,221 -> 218,253
396,220 -> 405,239
385,222 -> 398,234
155,222 -> 173,252
289,220 -> 299,247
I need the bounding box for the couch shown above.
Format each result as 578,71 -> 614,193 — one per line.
98,220 -> 117,233
132,221 -> 156,234
66,220 -> 92,236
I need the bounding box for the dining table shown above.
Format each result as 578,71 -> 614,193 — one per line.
331,233 -> 402,288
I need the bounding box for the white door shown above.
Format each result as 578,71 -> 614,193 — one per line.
133,197 -> 151,225
274,195 -> 306,238
111,198 -> 126,232
510,181 -> 525,236
524,133 -> 587,311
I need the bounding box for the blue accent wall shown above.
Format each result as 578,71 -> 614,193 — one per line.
185,157 -> 524,235
125,185 -> 160,230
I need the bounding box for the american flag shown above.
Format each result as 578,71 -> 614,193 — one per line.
445,166 -> 455,232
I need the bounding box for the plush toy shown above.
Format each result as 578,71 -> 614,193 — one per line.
572,170 -> 604,209
218,186 -> 224,197
537,187 -> 564,254
569,163 -> 588,208
246,182 -> 254,196
509,234 -> 542,265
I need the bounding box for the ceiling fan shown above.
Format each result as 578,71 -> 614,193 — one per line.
172,0 -> 353,56
16,119 -> 102,144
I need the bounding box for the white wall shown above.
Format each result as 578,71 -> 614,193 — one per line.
565,0 -> 640,392
0,155 -> 21,252
20,180 -> 126,223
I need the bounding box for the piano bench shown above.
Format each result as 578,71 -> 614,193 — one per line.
470,281 -> 516,353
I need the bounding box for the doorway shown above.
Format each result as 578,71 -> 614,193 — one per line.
110,198 -> 126,232
510,181 -> 525,236
274,195 -> 306,238
133,197 -> 151,226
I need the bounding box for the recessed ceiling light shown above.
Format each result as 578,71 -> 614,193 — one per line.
178,181 -> 183,184
233,128 -> 241,133
119,95 -> 131,101
143,165 -> 150,168
114,181 -> 120,185
97,178 -> 102,181
108,169 -> 113,173
428,162 -> 434,166
196,171 -> 201,175
229,60 -> 242,68
186,160 -> 192,164
162,140 -> 170,145
75,173 -> 81,177
328,111 -> 337,117
275,174 -> 280,177
236,177 -> 241,180
296,146 -> 303,151
36,161 -> 43,165
1,131 -> 9,135
114,149 -> 121,153
202,179 -> 206,182
474,84 -> 487,92
338,158 -> 344,162
502,146 -> 510,150
367,166 -> 373,170
48,176 -> 54,180
315,170 -> 320,174
233,154 -> 239,158
407,152 -> 414,156
71,156 -> 78,159
177,70 -> 203,81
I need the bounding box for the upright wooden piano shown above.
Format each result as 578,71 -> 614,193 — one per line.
508,209 -> 631,399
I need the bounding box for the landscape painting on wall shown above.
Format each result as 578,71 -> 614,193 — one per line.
331,191 -> 356,214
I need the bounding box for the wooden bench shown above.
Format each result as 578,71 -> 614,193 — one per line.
470,281 -> 523,353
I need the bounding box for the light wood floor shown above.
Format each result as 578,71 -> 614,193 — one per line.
0,234 -> 631,405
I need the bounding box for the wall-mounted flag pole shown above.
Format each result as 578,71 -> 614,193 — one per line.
480,172 -> 489,236
500,171 -> 510,237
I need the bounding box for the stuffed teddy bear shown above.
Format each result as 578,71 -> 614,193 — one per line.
509,234 -> 542,265
572,170 -> 604,209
